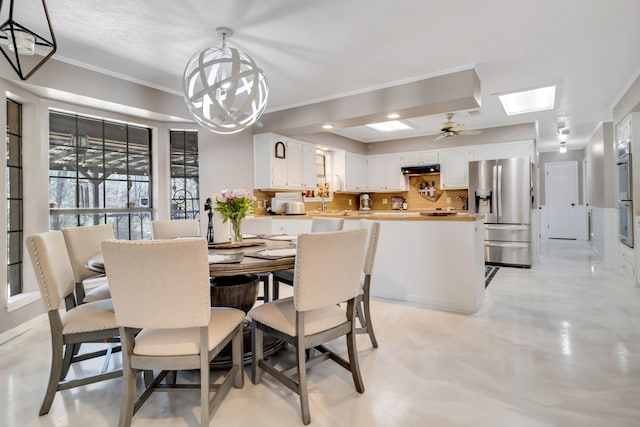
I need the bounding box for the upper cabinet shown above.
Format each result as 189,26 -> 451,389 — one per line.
368,154 -> 407,192
440,148 -> 470,189
253,133 -> 316,190
470,140 -> 534,161
400,150 -> 439,166
345,153 -> 368,192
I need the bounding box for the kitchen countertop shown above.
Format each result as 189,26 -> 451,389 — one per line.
267,210 -> 482,221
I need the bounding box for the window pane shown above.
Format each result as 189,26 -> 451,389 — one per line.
8,167 -> 21,198
128,127 -> 149,150
6,100 -> 20,134
129,181 -> 149,207
104,180 -> 128,208
128,154 -> 149,180
104,151 -> 127,179
185,133 -> 198,153
50,214 -> 80,230
7,231 -> 22,264
104,121 -> 125,147
78,213 -> 106,227
107,214 -> 130,239
8,200 -> 22,231
7,134 -> 21,167
8,264 -> 22,297
128,212 -> 152,240
49,112 -> 76,144
78,117 -> 104,143
49,177 -> 77,208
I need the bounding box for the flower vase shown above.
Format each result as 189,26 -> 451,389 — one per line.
229,218 -> 243,243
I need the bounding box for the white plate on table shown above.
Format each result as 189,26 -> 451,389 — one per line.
246,248 -> 297,260
208,253 -> 245,264
264,235 -> 297,241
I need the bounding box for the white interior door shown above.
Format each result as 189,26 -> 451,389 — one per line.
545,161 -> 579,239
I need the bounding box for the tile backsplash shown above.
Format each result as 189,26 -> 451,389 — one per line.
253,174 -> 469,214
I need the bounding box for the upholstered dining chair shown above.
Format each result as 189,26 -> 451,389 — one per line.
151,219 -> 200,239
62,224 -> 114,305
243,216 -> 274,302
101,238 -> 245,427
26,231 -> 122,416
356,220 -> 381,347
250,228 -> 368,425
271,217 -> 344,299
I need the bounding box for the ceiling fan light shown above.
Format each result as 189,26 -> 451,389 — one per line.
559,141 -> 567,153
498,85 -> 556,116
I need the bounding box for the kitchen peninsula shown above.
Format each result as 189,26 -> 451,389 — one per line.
270,212 -> 485,314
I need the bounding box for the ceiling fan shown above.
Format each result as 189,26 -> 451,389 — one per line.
433,113 -> 482,141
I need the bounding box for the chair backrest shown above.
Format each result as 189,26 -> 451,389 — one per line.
310,217 -> 344,232
62,224 -> 115,283
293,228 -> 367,312
101,238 -> 210,329
360,220 -> 381,275
26,231 -> 76,312
151,219 -> 200,239
242,216 -> 272,235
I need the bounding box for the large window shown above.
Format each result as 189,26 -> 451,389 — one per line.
48,111 -> 153,239
7,99 -> 23,298
169,130 -> 199,219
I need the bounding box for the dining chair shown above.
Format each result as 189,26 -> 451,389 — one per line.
101,238 -> 245,427
26,231 -> 122,416
271,217 -> 344,299
243,216 -> 274,302
62,224 -> 114,305
250,228 -> 368,425
356,220 -> 381,347
151,219 -> 200,239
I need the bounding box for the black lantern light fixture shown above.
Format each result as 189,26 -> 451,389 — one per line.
0,0 -> 56,80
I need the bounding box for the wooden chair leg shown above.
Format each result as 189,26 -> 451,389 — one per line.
251,321 -> 264,384
232,326 -> 244,388
346,329 -> 365,393
296,333 -> 311,425
362,294 -> 378,348
119,329 -> 136,427
60,342 -> 78,380
40,333 -> 64,416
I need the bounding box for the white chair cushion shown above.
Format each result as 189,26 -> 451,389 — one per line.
133,307 -> 245,356
250,297 -> 347,337
83,280 -> 111,303
61,299 -> 117,334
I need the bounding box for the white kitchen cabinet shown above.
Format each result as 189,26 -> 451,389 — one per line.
368,154 -> 407,192
271,218 -> 312,235
301,143 -> 317,190
345,153 -> 368,192
440,148 -> 470,189
400,150 -> 439,166
253,133 -> 316,190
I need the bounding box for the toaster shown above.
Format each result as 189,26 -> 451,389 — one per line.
285,201 -> 306,215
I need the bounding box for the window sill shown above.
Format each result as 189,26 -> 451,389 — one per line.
6,292 -> 40,312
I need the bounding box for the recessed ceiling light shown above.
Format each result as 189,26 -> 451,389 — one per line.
365,120 -> 413,132
387,113 -> 400,119
559,141 -> 567,153
498,85 -> 556,116
322,124 -> 334,129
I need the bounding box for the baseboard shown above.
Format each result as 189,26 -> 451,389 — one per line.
0,312 -> 46,345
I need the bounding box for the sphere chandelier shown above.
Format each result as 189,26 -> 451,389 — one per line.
183,27 -> 268,134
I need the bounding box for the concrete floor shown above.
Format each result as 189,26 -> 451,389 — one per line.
2,239 -> 640,426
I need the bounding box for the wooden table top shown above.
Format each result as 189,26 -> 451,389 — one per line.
86,237 -> 296,278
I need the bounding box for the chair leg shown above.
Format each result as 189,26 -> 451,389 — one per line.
272,279 -> 280,300
232,325 -> 244,388
346,329 -> 365,393
296,333 -> 311,425
200,329 -> 210,427
60,343 -> 78,380
119,329 -> 136,427
40,333 -> 64,416
251,320 -> 264,384
362,293 -> 378,348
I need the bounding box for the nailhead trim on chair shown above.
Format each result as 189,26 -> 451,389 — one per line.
28,237 -> 55,311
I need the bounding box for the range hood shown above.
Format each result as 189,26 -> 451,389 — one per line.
401,164 -> 440,176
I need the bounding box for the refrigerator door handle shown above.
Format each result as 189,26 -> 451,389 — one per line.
497,164 -> 502,218
492,165 -> 498,217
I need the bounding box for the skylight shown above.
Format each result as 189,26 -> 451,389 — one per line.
498,85 -> 556,116
365,120 -> 413,132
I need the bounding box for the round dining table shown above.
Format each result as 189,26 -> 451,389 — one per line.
87,236 -> 297,368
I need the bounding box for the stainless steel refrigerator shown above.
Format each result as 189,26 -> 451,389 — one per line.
469,158 -> 532,267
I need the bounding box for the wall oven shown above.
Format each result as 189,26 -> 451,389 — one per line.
619,201 -> 634,247
617,153 -> 632,201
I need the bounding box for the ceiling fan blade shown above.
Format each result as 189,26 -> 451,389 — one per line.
459,130 -> 482,135
433,133 -> 447,141
449,124 -> 465,132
